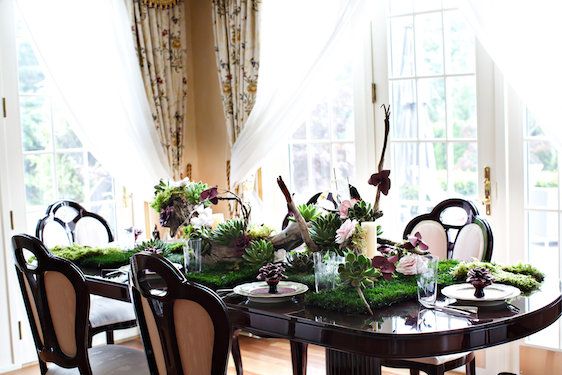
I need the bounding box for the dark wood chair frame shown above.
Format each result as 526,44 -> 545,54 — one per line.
402,198 -> 494,262
13,234 -> 94,374
130,252 -> 232,375
35,200 -> 134,345
36,200 -> 115,244
382,198 -> 493,375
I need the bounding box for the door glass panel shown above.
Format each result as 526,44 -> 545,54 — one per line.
447,76 -> 477,138
415,12 -> 444,76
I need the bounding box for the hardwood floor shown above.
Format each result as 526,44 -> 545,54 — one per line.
5,335 -> 455,375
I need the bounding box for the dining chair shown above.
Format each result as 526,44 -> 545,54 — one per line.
12,234 -> 149,375
35,200 -> 137,345
130,252 -> 231,375
382,198 -> 493,375
36,200 -> 114,248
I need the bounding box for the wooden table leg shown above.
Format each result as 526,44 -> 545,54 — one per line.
290,341 -> 308,375
232,331 -> 243,375
325,348 -> 382,375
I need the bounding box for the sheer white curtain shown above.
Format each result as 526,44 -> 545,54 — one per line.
16,0 -> 171,199
229,0 -> 367,186
460,0 -> 562,146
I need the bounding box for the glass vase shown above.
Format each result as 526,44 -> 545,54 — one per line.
313,251 -> 344,292
183,238 -> 202,273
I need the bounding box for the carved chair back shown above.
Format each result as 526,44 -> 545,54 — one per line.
130,252 -> 231,375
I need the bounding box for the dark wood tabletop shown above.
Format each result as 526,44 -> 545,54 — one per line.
85,273 -> 562,375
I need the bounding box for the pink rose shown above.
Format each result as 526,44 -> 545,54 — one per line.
396,254 -> 427,275
338,199 -> 358,219
335,219 -> 357,245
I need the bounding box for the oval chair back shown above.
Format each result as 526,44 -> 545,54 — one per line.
36,200 -> 114,248
130,252 -> 231,375
403,198 -> 493,262
12,234 -> 92,374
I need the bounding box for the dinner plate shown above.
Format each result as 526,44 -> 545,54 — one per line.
441,283 -> 520,306
233,281 -> 309,303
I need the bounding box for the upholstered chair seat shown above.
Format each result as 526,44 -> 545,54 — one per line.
89,295 -> 136,329
46,346 -> 149,374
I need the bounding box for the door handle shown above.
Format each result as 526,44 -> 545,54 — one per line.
482,166 -> 491,215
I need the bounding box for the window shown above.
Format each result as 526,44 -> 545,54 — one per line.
288,52 -> 356,203
382,1 -> 479,238
524,111 -> 561,348
15,14 -> 117,236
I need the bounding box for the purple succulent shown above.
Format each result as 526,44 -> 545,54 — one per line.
368,169 -> 391,196
159,205 -> 175,226
232,234 -> 251,255
200,186 -> 219,205
257,262 -> 287,284
372,255 -> 399,280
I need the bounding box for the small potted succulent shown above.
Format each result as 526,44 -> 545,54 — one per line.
257,262 -> 287,294
466,267 -> 495,298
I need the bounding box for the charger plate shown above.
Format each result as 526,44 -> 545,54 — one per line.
234,281 -> 309,303
442,283 -> 520,306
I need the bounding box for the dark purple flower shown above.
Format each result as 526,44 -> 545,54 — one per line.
368,169 -> 391,195
201,186 -> 219,205
372,255 -> 399,280
404,231 -> 429,251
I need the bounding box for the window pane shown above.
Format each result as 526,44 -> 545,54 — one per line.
310,103 -> 330,140
526,141 -> 558,208
528,211 -> 559,280
16,39 -> 47,94
415,12 -> 444,76
391,79 -> 417,139
444,10 -> 475,74
451,142 -> 477,198
390,0 -> 412,15
526,111 -> 544,137
24,154 -> 54,206
390,16 -> 415,77
54,102 -> 82,149
332,143 -> 355,183
292,123 -> 306,140
88,153 -> 114,202
20,95 -> 52,152
393,142 -> 419,201
447,76 -> 476,138
56,152 -> 84,202
417,78 -> 445,138
290,144 -> 309,192
332,85 -> 354,141
310,143 -> 331,191
424,142 -> 447,201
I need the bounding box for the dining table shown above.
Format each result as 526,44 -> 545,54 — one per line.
85,271 -> 562,375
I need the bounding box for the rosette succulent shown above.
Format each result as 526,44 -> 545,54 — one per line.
257,262 -> 287,293
467,267 -> 495,298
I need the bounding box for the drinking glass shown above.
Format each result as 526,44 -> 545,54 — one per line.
183,238 -> 202,273
313,252 -> 344,292
417,254 -> 439,307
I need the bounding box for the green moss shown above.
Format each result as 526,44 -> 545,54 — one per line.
186,263 -> 259,289
502,263 -> 545,282
51,245 -> 135,268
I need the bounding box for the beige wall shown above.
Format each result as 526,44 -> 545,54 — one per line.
183,0 -> 230,215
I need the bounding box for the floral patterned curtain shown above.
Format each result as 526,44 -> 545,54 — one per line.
129,0 -> 188,178
211,0 -> 260,144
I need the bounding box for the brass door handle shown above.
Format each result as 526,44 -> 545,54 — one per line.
482,166 -> 491,215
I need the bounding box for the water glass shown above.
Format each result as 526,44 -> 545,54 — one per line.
417,254 -> 439,307
313,252 -> 344,292
183,238 -> 202,273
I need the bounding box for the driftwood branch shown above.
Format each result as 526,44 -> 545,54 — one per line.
277,176 -> 319,252
374,105 -> 391,213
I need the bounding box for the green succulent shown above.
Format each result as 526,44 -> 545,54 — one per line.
185,181 -> 209,205
289,203 -> 321,223
247,224 -> 274,240
309,212 -> 342,254
286,250 -> 314,273
347,201 -> 382,222
211,219 -> 246,246
338,252 -> 381,315
242,239 -> 275,266
133,239 -> 168,253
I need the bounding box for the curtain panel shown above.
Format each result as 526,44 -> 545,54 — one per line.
211,0 -> 260,145
128,0 -> 188,178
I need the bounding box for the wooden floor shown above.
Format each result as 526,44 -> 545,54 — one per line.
6,336 -> 458,375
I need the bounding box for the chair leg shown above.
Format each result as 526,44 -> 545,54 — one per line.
290,341 -> 308,375
39,358 -> 48,375
231,331 -> 243,375
106,330 -> 114,344
409,370 -> 420,375
466,357 -> 476,375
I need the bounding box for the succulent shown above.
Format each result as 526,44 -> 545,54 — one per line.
243,240 -> 275,266
134,239 -> 168,253
185,181 -> 209,205
347,201 -> 382,222
247,224 -> 274,240
286,250 -> 314,273
289,203 -> 321,223
210,219 -> 246,246
467,267 -> 495,298
257,262 -> 287,293
338,252 -> 381,315
309,212 -> 342,254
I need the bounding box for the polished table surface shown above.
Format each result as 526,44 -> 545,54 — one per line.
85,273 -> 562,372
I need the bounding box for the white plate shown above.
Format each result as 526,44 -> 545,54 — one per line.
233,281 -> 309,303
442,283 -> 520,306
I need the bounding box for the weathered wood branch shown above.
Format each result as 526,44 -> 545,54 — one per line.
277,176 -> 319,252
